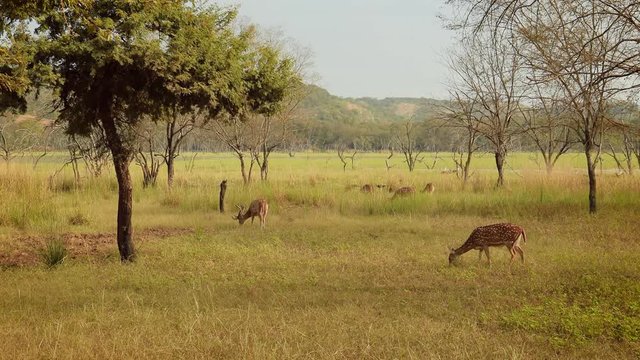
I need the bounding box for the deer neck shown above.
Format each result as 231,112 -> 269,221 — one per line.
454,243 -> 474,256
240,210 -> 253,220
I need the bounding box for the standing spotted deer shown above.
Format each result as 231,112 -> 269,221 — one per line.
449,223 -> 526,266
233,199 -> 269,229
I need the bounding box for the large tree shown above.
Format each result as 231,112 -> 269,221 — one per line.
30,1 -> 283,261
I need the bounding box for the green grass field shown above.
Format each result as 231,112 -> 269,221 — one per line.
1,152 -> 639,359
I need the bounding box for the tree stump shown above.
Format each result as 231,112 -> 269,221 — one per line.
219,179 -> 227,213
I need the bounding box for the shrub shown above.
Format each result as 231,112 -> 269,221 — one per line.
40,238 -> 68,268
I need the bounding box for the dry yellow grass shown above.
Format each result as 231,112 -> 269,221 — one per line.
0,152 -> 639,359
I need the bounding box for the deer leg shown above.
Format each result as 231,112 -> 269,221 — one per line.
478,249 -> 483,261
483,246 -> 491,266
508,246 -> 516,265
516,246 -> 525,263
251,216 -> 255,224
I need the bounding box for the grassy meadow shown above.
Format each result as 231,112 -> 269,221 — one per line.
1,152 -> 639,359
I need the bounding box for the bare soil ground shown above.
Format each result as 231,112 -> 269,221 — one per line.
0,228 -> 193,267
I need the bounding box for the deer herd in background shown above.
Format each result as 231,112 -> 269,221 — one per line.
232,182 -> 526,267
358,182 -> 435,198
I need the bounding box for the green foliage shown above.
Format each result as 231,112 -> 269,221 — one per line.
245,46 -> 300,116
0,26 -> 31,114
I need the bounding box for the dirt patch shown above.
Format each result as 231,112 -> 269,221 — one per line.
0,228 -> 193,268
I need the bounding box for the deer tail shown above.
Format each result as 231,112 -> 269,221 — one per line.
522,229 -> 527,243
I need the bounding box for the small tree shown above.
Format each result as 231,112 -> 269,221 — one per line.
134,120 -> 165,188
393,118 -> 424,172
440,94 -> 481,185
0,115 -> 39,162
160,109 -> 201,189
519,86 -> 575,174
69,130 -> 111,178
210,114 -> 257,185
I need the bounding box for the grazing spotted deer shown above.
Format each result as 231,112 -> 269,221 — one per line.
422,183 -> 435,194
391,186 -> 416,199
449,223 -> 526,266
233,199 -> 269,229
361,184 -> 374,193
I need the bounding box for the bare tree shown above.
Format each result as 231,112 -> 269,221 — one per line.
439,94 -> 481,185
31,123 -> 59,170
209,114 -> 257,185
447,30 -> 525,186
161,109 -> 199,189
519,85 -> 575,174
393,118 -> 424,172
0,116 -> 39,163
604,104 -> 639,176
134,120 -> 165,188
336,144 -> 358,171
251,85 -> 305,181
69,130 -> 111,178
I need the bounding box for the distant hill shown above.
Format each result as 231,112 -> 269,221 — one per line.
291,84 -> 452,149
299,84 -> 447,124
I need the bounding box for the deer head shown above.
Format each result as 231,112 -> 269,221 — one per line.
232,205 -> 247,224
448,248 -> 458,265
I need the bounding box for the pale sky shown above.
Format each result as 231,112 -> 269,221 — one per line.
217,1 -> 455,99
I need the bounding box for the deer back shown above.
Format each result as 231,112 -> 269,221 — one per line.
392,186 -> 415,198
464,223 -> 525,247
247,199 -> 268,217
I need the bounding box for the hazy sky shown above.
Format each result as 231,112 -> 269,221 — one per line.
218,1 -> 455,99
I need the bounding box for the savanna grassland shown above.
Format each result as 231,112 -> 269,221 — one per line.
1,152 -> 639,359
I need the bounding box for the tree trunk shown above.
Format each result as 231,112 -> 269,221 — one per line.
261,154 -> 269,181
101,121 -> 135,261
495,151 -> 505,187
585,145 -> 597,214
219,179 -> 227,213
545,160 -> 554,175
239,154 -> 248,185
113,154 -> 135,261
167,150 -> 175,189
463,151 -> 472,186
